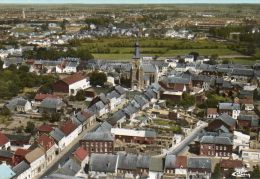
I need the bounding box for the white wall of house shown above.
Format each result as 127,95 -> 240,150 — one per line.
45,144 -> 58,165
241,150 -> 260,160
58,137 -> 67,152
1,141 -> 11,150
245,104 -> 254,111
148,171 -> 163,179
30,155 -> 46,178
175,168 -> 187,176
16,167 -> 32,179
69,79 -> 91,96
232,110 -> 240,119
64,129 -> 79,148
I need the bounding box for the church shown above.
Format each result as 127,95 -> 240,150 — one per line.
130,41 -> 159,91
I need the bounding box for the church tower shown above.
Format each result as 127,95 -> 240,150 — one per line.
131,41 -> 144,91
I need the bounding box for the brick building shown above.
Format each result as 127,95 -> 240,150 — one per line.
200,136 -> 233,157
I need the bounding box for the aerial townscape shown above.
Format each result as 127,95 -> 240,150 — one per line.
0,1 -> 260,179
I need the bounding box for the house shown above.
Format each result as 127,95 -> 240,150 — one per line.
239,97 -> 254,111
0,132 -> 10,150
116,153 -> 150,178
12,161 -> 31,179
237,114 -> 259,130
6,97 -> 32,113
53,73 -> 90,96
241,149 -> 260,160
106,90 -> 122,111
184,55 -> 194,63
175,156 -> 187,178
218,103 -> 240,119
36,124 -> 53,135
13,148 -> 30,166
80,132 -> 114,155
39,98 -> 65,114
148,156 -> 164,179
207,113 -> 236,132
24,147 -> 46,177
164,155 -> 187,177
37,134 -> 57,165
59,120 -> 78,148
73,147 -> 89,169
88,153 -> 118,176
108,109 -> 126,127
0,163 -> 16,179
34,93 -> 58,103
207,108 -> 218,119
123,103 -> 139,120
50,128 -> 66,152
74,110 -> 95,130
233,131 -> 250,152
6,134 -> 31,147
53,158 -> 81,177
0,150 -> 13,166
187,157 -> 212,179
111,128 -> 156,145
220,159 -> 243,178
199,135 -> 233,157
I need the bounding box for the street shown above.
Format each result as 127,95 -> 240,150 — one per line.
35,122 -> 99,179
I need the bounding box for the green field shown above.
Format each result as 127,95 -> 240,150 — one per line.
78,37 -> 243,61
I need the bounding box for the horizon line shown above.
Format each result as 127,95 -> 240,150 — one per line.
0,3 -> 260,4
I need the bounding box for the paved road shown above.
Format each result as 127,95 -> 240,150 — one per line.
165,121 -> 208,155
36,123 -> 99,179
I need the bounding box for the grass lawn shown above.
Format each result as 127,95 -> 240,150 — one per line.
225,58 -> 257,65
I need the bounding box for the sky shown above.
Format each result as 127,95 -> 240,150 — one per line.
0,0 -> 260,4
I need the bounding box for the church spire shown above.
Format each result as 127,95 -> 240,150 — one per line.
133,40 -> 141,59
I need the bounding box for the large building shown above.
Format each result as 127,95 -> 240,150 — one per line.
130,42 -> 158,91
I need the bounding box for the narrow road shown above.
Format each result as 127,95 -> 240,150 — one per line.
35,122 -> 99,179
165,121 -> 208,155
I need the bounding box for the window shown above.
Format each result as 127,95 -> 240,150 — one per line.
220,146 -> 222,150
216,146 -> 218,150
224,152 -> 226,156
224,146 -> 226,150
208,146 -> 211,149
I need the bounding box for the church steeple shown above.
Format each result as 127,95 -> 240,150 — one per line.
132,41 -> 141,59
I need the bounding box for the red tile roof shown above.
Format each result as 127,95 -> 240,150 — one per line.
207,108 -> 218,115
14,148 -> 30,157
74,147 -> 88,162
220,159 -> 243,169
240,98 -> 254,105
0,132 -> 9,146
37,134 -> 55,151
34,93 -> 58,101
175,156 -> 187,168
174,84 -> 185,91
61,73 -> 86,85
60,120 -> 77,136
37,124 -> 53,133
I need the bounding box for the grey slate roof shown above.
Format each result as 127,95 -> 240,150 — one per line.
149,156 -> 164,172
56,158 -> 80,176
95,121 -> 112,132
108,110 -> 126,126
218,113 -> 236,127
219,103 -> 240,110
0,150 -> 13,158
12,161 -> 30,176
50,128 -> 65,142
134,95 -> 149,108
200,136 -> 232,145
40,98 -> 64,109
167,76 -> 190,85
117,153 -> 138,170
137,155 -> 150,169
114,85 -> 126,95
6,97 -> 28,111
83,132 -> 114,141
141,63 -> 158,73
106,90 -> 120,100
89,153 -> 118,173
232,68 -> 254,77
188,157 -> 211,169
165,155 -> 176,169
123,104 -> 138,116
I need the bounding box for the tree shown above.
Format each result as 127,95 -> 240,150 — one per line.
89,71 -> 107,87
251,165 -> 260,178
25,121 -> 35,133
50,112 -> 61,123
189,52 -> 199,61
211,54 -> 219,60
18,65 -> 30,73
178,58 -> 185,64
0,60 -> 3,70
74,90 -> 86,101
0,107 -> 11,116
211,163 -> 221,179
222,59 -> 229,64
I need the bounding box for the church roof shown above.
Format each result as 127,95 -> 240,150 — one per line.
133,41 -> 141,59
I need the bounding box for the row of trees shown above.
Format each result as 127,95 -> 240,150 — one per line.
23,47 -> 94,61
